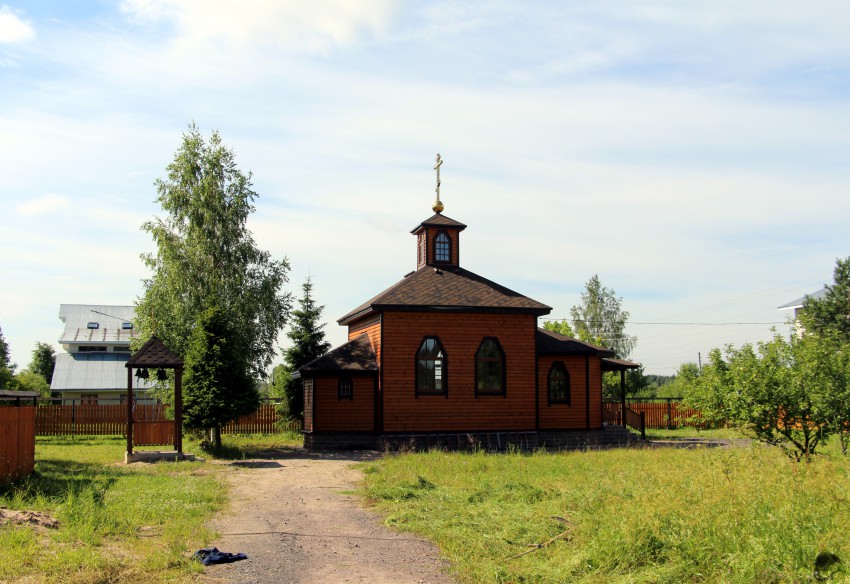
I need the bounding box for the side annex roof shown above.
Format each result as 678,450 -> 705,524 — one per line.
295,333 -> 378,377
535,328 -> 616,357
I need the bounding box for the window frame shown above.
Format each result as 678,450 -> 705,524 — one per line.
338,376 -> 353,400
475,337 -> 506,397
415,336 -> 448,397
434,231 -> 451,264
547,361 -> 571,405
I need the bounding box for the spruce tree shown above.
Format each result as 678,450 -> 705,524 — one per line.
183,304 -> 259,449
281,277 -> 331,421
800,257 -> 850,342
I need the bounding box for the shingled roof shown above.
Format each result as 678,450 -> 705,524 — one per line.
296,334 -> 378,374
339,266 -> 552,325
125,336 -> 183,369
535,328 -> 615,357
410,213 -> 467,233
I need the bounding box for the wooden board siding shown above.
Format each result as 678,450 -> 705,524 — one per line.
0,406 -> 35,481
422,228 -> 460,266
303,379 -> 314,432
348,314 -> 382,363
313,375 -> 375,432
381,312 -> 536,432
537,356 -> 603,430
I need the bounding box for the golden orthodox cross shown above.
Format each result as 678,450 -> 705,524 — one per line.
433,153 -> 444,213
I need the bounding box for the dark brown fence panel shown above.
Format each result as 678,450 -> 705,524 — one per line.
626,402 -> 705,429
0,406 -> 35,481
34,400 -> 298,436
602,402 -> 621,425
222,403 -> 302,434
604,399 -> 707,429
133,421 -> 175,446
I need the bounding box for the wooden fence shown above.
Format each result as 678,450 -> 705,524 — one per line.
0,406 -> 36,481
34,401 -> 300,437
604,399 -> 707,429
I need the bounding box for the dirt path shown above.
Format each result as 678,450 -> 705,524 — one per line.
200,450 -> 453,584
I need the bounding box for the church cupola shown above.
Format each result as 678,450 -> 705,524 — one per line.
411,154 -> 467,270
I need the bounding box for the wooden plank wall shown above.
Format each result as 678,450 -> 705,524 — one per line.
381,312 -> 537,432
0,406 -> 35,481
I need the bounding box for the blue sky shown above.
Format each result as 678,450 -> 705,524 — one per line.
2,1 -> 849,375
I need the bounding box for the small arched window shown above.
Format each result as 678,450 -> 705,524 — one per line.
434,231 -> 451,263
476,337 -> 505,396
548,362 -> 571,405
338,377 -> 353,400
416,337 -> 446,396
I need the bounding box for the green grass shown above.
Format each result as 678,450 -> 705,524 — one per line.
0,432 -> 301,583
361,446 -> 850,583
644,426 -> 748,440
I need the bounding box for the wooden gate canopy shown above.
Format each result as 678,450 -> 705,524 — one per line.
125,336 -> 187,462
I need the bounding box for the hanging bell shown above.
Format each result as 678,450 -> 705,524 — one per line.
136,368 -> 149,380
156,368 -> 168,381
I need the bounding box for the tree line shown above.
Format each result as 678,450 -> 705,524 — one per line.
0,330 -> 56,396
679,258 -> 850,460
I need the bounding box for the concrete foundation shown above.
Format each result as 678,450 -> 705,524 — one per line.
124,451 -> 198,463
304,426 -> 640,452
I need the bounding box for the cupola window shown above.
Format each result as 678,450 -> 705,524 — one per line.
434,231 -> 451,263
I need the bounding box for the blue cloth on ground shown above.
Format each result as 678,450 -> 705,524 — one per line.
192,547 -> 248,565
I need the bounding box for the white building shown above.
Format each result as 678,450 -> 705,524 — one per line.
778,287 -> 828,337
51,304 -> 153,403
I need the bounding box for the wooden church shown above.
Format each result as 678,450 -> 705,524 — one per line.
296,157 -> 637,449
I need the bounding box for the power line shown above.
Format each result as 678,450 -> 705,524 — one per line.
541,318 -> 783,326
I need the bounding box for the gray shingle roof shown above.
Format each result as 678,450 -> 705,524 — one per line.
339,266 -> 552,325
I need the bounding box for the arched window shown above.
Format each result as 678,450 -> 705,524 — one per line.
338,377 -> 353,400
416,337 -> 446,396
476,337 -> 505,396
548,362 -> 570,405
434,231 -> 451,263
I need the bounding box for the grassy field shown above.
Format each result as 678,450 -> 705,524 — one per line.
643,426 -> 748,440
0,432 -> 301,583
362,444 -> 850,583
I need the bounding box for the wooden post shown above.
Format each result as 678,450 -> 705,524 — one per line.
126,367 -> 133,455
640,411 -> 646,440
620,369 -> 626,426
667,398 -> 673,429
174,366 -> 183,455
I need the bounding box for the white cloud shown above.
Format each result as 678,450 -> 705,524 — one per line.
0,5 -> 35,43
17,194 -> 71,216
120,0 -> 399,52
